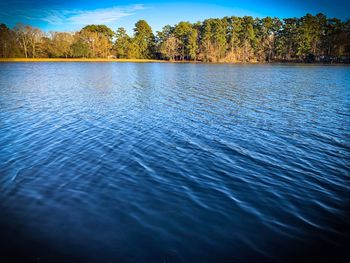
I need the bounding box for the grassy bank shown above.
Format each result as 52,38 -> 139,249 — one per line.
0,58 -> 166,63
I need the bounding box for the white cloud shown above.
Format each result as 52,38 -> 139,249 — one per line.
3,4 -> 145,26
41,10 -> 68,25
66,6 -> 139,25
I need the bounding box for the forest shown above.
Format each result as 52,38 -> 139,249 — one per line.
0,13 -> 349,63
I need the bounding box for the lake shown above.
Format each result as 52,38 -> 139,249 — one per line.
0,63 -> 349,263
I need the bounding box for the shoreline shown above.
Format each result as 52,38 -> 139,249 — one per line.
0,58 -> 348,65
0,58 -> 166,63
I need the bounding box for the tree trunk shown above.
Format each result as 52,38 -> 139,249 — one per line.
23,40 -> 28,58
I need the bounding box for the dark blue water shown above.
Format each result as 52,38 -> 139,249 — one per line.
0,63 -> 349,263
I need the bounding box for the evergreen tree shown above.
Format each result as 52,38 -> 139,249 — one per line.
133,20 -> 155,59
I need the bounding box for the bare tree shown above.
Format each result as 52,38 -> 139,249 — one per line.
14,23 -> 31,58
30,28 -> 44,58
14,24 -> 43,58
161,35 -> 179,61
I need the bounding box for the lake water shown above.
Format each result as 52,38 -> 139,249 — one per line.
0,63 -> 349,263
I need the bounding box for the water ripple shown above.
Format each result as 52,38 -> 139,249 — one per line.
0,63 -> 349,263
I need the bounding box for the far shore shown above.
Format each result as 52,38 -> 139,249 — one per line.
0,58 -> 167,63
0,58 -> 348,65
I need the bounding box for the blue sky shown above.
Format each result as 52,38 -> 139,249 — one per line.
0,0 -> 349,34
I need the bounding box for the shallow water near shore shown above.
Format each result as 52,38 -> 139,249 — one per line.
0,63 -> 349,262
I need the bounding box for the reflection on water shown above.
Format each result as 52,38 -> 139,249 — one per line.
0,63 -> 350,263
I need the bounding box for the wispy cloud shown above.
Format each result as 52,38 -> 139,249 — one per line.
0,4 -> 145,26
40,10 -> 68,25
65,5 -> 144,25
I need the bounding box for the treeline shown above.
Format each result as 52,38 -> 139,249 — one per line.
1,13 -> 350,63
